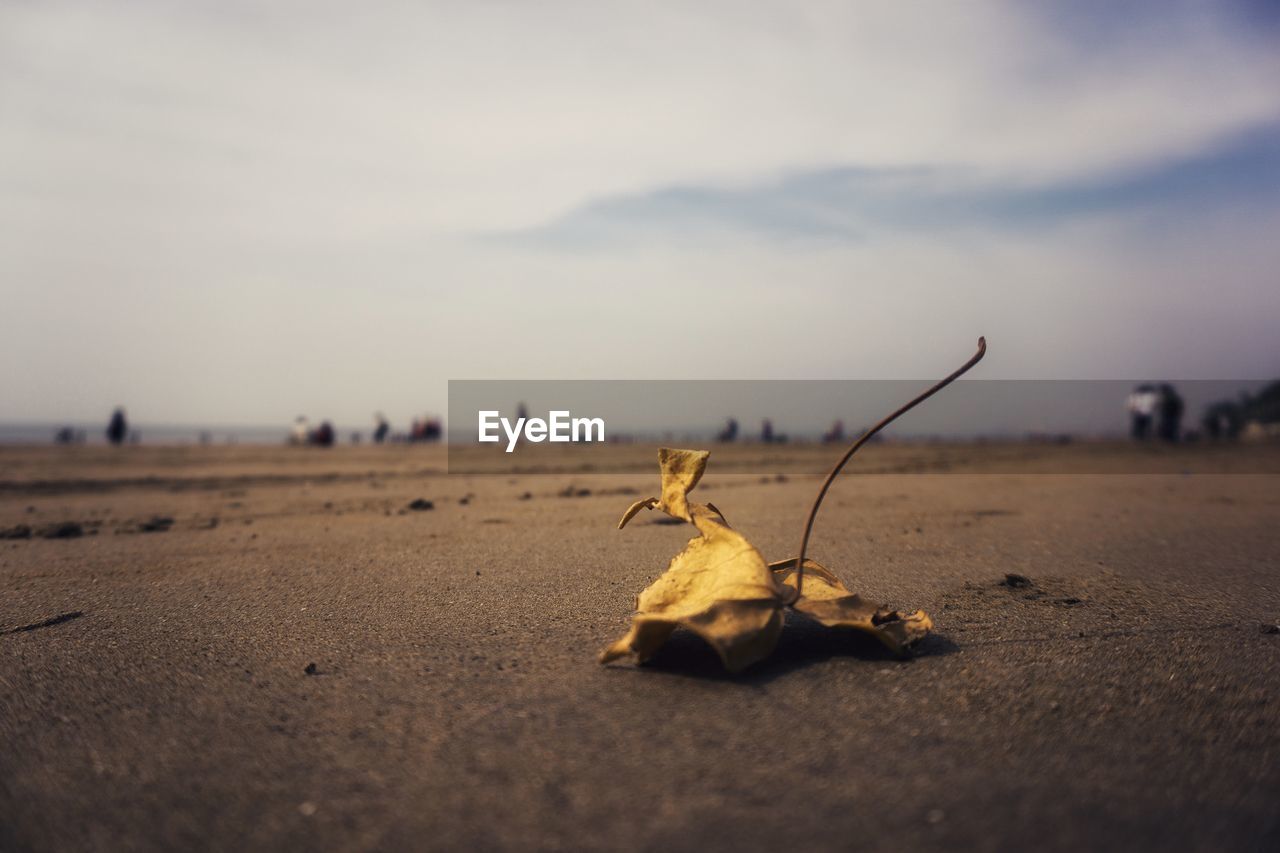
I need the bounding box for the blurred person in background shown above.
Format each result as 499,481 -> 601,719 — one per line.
310,421 -> 335,447
289,416 -> 309,445
1158,384 -> 1185,443
106,407 -> 128,446
1126,384 -> 1159,441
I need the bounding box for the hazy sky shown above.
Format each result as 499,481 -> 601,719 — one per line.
2,0 -> 1278,428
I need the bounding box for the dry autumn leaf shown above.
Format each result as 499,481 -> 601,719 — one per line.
617,447 -> 708,527
601,338 -> 986,672
769,557 -> 934,654
604,449 -> 781,672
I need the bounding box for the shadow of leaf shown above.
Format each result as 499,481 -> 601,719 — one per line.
632,613 -> 959,684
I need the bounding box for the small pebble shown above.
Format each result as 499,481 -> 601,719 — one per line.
39,521 -> 84,539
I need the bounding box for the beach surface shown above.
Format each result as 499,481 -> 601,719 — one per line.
2,442 -> 1278,851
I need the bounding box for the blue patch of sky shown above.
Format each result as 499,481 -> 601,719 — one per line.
1027,0 -> 1280,47
512,122 -> 1280,246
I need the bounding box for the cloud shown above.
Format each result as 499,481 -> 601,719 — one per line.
2,0 -> 1277,235
507,122 -> 1280,246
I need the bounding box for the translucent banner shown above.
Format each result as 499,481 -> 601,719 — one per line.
446,379 -> 1280,474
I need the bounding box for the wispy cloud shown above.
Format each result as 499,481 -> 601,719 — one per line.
507,123 -> 1280,246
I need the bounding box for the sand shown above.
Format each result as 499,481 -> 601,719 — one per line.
1,442 -> 1278,851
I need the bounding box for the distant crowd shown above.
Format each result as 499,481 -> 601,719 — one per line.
50,383 -> 1280,447
287,413 -> 442,447
1127,381 -> 1280,443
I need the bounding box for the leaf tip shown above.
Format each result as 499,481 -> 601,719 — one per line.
617,497 -> 658,529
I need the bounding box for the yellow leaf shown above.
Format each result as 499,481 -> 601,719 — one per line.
655,448 -> 708,522
604,447 -> 936,672
769,557 -> 933,655
602,504 -> 783,672
617,497 -> 657,529
616,448 -> 708,528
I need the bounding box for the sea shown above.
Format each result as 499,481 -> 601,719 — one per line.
0,422 -> 317,446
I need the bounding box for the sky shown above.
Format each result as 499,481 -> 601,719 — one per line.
1,0 -> 1278,431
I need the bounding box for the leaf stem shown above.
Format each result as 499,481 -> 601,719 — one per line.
784,337 -> 987,605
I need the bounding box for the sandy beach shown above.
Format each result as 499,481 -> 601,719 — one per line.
1,441 -> 1277,851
